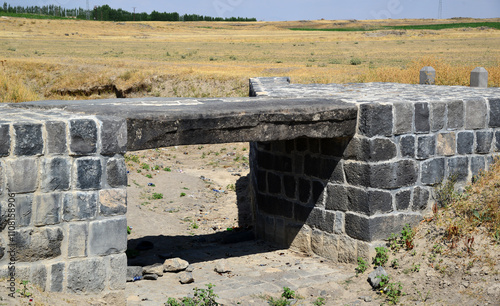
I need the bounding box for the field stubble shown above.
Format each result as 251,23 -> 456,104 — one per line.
0,17 -> 499,102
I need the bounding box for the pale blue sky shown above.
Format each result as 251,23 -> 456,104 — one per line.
9,0 -> 500,21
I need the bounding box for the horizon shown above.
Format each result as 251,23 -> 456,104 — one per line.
5,0 -> 500,21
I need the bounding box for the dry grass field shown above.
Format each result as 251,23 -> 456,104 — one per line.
0,17 -> 499,102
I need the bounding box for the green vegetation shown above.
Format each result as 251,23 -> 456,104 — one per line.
166,283 -> 219,306
373,246 -> 389,267
290,22 -> 500,32
355,257 -> 368,275
152,193 -> 163,199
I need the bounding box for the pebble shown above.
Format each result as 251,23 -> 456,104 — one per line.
179,272 -> 195,284
215,260 -> 231,273
358,296 -> 372,302
143,274 -> 158,281
164,258 -> 190,272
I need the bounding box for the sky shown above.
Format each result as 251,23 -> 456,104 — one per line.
8,0 -> 500,21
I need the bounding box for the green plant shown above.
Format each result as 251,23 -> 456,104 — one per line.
400,224 -> 415,250
191,222 -> 199,229
145,174 -> 153,179
434,174 -> 458,208
267,297 -> 291,306
153,165 -> 160,170
141,163 -> 150,170
411,263 -> 420,272
373,247 -> 389,267
164,167 -> 172,172
355,257 -> 368,275
312,297 -> 326,306
127,226 -> 132,235
166,283 -> 219,306
125,154 -> 140,163
350,58 -> 362,65
376,275 -> 403,304
391,259 -> 399,269
152,193 -> 163,199
226,184 -> 236,192
16,280 -> 32,298
180,192 -> 186,197
281,287 -> 296,299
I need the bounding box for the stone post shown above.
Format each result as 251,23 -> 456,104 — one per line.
470,67 -> 488,88
420,66 -> 436,85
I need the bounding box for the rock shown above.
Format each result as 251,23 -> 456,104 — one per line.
164,258 -> 189,272
127,266 -> 143,282
186,265 -> 194,272
487,283 -> 500,296
143,274 -> 158,280
359,296 -> 372,302
136,240 -> 154,251
179,272 -> 194,284
367,267 -> 388,289
143,263 -> 164,277
215,260 -> 231,273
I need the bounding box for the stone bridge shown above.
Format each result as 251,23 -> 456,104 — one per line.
0,77 -> 499,294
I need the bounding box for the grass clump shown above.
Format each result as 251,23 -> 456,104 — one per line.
166,283 -> 218,306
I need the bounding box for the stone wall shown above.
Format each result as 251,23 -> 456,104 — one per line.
250,80 -> 500,263
0,107 -> 128,294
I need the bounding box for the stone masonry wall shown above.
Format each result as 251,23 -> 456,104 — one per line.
251,80 -> 500,263
0,106 -> 128,294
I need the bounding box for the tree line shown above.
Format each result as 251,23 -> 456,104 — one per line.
0,2 -> 257,22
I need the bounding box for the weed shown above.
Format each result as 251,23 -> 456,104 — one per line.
180,192 -> 186,197
434,174 -> 458,208
191,222 -> 199,229
226,184 -> 236,192
411,263 -> 420,272
141,163 -> 150,170
127,226 -> 132,235
166,283 -> 218,306
355,257 -> 368,275
350,58 -> 362,65
391,259 -> 399,269
281,287 -> 296,299
137,169 -> 142,173
152,193 -> 163,200
384,281 -> 404,304
267,296 -> 291,306
145,174 -> 152,179
153,165 -> 160,170
125,154 -> 140,163
16,280 -> 32,298
373,246 -> 389,267
164,167 -> 172,172
313,297 -> 326,306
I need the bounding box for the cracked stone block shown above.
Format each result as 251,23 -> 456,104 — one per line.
45,121 -> 67,154
447,100 -> 464,130
0,124 -> 10,157
88,216 -> 127,256
41,157 -> 71,192
31,264 -> 47,291
98,116 -> 127,155
358,103 -> 393,137
14,227 -> 64,262
436,133 -> 456,156
421,158 -> 445,186
69,119 -> 97,155
75,158 -> 102,190
415,102 -> 430,133
99,189 -> 127,216
14,123 -> 43,156
34,193 -> 62,226
68,223 -> 88,258
346,186 -> 393,216
62,192 -> 98,221
465,98 -> 487,129
393,102 -> 413,135
67,258 -> 106,293
6,157 -> 38,193
457,131 -> 474,155
416,135 -> 436,160
476,131 -> 493,154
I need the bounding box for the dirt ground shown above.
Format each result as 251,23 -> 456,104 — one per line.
1,143 -> 500,305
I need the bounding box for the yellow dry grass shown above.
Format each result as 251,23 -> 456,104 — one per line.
0,17 -> 499,101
